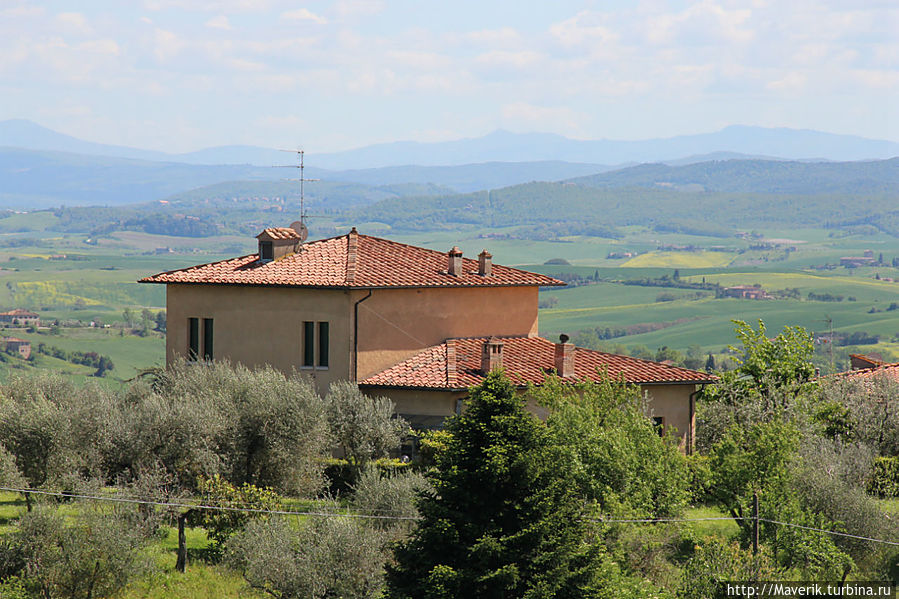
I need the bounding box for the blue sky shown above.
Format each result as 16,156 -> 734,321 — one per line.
1,0 -> 896,152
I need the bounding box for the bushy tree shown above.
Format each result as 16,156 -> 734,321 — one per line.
325,381 -> 408,475
0,373 -> 79,509
227,512 -> 388,599
351,466 -> 430,537
386,371 -> 618,599
4,504 -> 152,599
531,375 -> 689,518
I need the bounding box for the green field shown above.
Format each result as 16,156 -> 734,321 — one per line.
0,215 -> 898,379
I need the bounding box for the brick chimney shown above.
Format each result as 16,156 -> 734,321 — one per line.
481,337 -> 504,374
478,249 -> 492,276
448,246 -> 463,276
554,334 -> 575,377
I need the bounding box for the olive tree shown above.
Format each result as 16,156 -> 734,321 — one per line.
227,512 -> 388,599
325,381 -> 408,474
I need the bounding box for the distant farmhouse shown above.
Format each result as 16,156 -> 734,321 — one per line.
840,250 -> 876,268
3,337 -> 31,359
142,226 -> 714,451
722,285 -> 770,300
0,309 -> 39,327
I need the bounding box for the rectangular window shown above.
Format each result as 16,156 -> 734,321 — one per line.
188,318 -> 199,360
203,318 -> 214,361
652,416 -> 665,437
303,321 -> 315,367
318,322 -> 329,367
260,241 -> 273,261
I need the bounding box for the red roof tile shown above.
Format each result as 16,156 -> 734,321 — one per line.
258,227 -> 302,240
140,230 -> 565,289
360,336 -> 716,389
830,362 -> 899,383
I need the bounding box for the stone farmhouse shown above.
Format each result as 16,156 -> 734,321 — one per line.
0,309 -> 39,327
141,226 -> 714,451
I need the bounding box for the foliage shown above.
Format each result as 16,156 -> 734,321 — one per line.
151,360 -> 331,494
531,375 -> 690,518
868,457 -> 899,498
324,381 -> 408,473
3,505 -> 152,599
729,319 -> 815,394
227,512 -> 388,599
0,372 -> 77,505
386,371 -> 632,599
190,474 -> 281,558
678,538 -> 780,599
351,466 -> 430,535
819,374 -> 899,456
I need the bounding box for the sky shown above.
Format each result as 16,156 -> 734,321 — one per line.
1,0 -> 896,153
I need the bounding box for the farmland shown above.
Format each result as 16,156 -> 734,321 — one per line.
0,207 -> 898,379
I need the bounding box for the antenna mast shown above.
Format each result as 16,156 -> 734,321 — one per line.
275,149 -> 319,241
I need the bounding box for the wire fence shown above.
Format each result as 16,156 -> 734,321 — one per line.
2,485 -> 899,546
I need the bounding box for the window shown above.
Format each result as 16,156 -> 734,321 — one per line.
188,318 -> 199,360
203,318 -> 214,361
302,321 -> 329,368
260,241 -> 273,261
652,416 -> 665,437
318,322 -> 329,367
303,321 -> 315,367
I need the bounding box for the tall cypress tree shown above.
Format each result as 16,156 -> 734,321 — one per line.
386,371 -> 604,599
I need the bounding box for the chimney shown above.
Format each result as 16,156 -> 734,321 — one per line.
481,337 -> 504,374
554,334 -> 575,377
448,246 -> 463,276
478,249 -> 492,276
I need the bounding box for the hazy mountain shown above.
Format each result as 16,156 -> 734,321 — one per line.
0,147 -> 277,207
3,119 -> 896,169
312,126 -> 898,169
568,158 -> 899,195
348,159 -> 899,238
317,161 -> 616,192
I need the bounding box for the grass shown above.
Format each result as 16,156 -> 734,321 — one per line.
683,505 -> 740,540
0,327 -> 165,381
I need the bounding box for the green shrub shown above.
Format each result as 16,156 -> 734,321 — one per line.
324,457 -> 412,496
869,457 -> 899,497
190,474 -> 281,559
685,453 -> 712,504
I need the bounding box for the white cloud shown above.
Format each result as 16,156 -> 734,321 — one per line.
55,12 -> 92,35
205,15 -> 232,30
280,8 -> 328,24
335,0 -> 385,18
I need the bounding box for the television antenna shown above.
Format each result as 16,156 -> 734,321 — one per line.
275,149 -> 319,241
820,315 -> 834,373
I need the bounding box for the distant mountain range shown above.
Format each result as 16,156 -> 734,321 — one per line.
1,119 -> 898,208
2,119 -> 897,169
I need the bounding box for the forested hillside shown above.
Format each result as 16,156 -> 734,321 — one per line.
570,158 -> 899,194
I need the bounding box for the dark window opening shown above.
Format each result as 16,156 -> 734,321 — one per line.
188,318 -> 199,360
203,318 -> 214,361
318,322 -> 329,367
652,416 -> 665,437
303,321 -> 314,367
260,241 -> 273,261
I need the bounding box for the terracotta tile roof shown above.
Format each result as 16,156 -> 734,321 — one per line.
0,309 -> 38,316
830,362 -> 899,383
258,227 -> 302,240
360,336 -> 716,390
140,229 -> 565,289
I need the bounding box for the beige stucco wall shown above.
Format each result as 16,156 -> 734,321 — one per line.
166,284 -> 353,395
367,382 -> 696,452
353,286 -> 539,380
640,384 -> 696,452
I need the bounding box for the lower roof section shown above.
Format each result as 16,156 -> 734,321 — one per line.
359,336 -> 716,391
